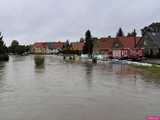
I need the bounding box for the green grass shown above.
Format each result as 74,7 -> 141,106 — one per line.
133,64 -> 160,76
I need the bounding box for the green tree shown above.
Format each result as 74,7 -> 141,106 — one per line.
10,40 -> 19,53
83,30 -> 93,57
62,40 -> 70,50
11,40 -> 19,47
141,22 -> 160,35
0,32 -> 9,61
0,33 -> 6,54
15,45 -> 25,55
116,28 -> 124,37
62,40 -> 72,54
8,40 -> 30,55
127,29 -> 137,37
133,29 -> 137,36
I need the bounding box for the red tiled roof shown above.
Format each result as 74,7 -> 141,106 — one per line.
71,42 -> 84,51
52,42 -> 63,49
118,37 -> 141,48
94,37 -> 115,51
33,42 -> 46,48
93,36 -> 142,51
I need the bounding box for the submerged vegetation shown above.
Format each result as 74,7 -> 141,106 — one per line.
34,56 -> 45,67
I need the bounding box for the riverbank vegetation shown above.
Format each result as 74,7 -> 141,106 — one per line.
0,33 -> 9,61
133,64 -> 160,77
7,40 -> 31,55
0,36 -> 31,61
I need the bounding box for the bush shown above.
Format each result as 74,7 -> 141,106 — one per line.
0,54 -> 9,61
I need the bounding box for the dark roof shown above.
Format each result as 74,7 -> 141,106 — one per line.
146,32 -> 160,48
46,42 -> 53,49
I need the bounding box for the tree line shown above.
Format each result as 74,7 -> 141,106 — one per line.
116,22 -> 160,37
7,40 -> 31,55
0,35 -> 31,58
0,32 -> 9,61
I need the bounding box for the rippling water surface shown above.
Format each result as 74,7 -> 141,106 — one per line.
0,55 -> 160,120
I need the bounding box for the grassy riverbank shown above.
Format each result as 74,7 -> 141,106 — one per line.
133,64 -> 160,76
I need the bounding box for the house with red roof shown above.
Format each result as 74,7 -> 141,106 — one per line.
70,41 -> 84,53
32,42 -> 64,54
113,37 -> 142,49
93,37 -> 115,55
52,42 -> 64,50
93,36 -> 142,57
32,42 -> 47,54
46,42 -> 64,54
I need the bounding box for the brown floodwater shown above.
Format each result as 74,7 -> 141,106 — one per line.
0,55 -> 160,120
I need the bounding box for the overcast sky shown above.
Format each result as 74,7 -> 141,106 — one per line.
0,0 -> 160,45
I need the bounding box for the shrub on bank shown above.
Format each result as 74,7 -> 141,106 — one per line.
0,32 -> 9,61
0,54 -> 9,61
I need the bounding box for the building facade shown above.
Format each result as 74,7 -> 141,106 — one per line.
137,32 -> 160,57
32,42 -> 64,54
93,36 -> 142,57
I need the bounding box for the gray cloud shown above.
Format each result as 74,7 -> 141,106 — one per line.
0,0 -> 159,45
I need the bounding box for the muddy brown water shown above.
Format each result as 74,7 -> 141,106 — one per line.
0,55 -> 160,120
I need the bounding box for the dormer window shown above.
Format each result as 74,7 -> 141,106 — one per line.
115,43 -> 119,48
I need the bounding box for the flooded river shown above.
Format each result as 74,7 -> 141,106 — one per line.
0,55 -> 160,120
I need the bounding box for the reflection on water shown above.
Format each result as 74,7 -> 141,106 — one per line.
34,55 -> 45,69
84,63 -> 94,89
0,55 -> 160,120
0,62 -> 6,89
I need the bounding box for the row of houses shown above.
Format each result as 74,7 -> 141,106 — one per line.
31,32 -> 160,58
31,42 -> 64,54
31,41 -> 84,54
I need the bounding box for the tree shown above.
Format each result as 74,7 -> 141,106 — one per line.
116,28 -> 124,37
127,29 -> 137,37
62,40 -> 70,50
141,22 -> 160,35
15,45 -> 26,55
0,32 -> 9,61
132,29 -> 137,37
83,30 -> 93,57
0,33 -> 6,54
65,40 -> 70,49
9,40 -> 19,53
62,40 -> 72,54
11,40 -> 19,47
8,40 -> 30,55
